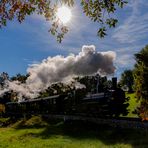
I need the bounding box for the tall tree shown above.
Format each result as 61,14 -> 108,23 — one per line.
11,73 -> 29,83
119,69 -> 134,92
134,45 -> 148,120
0,72 -> 9,87
76,75 -> 109,93
0,0 -> 127,42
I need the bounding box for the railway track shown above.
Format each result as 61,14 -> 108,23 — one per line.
42,114 -> 148,130
2,112 -> 148,130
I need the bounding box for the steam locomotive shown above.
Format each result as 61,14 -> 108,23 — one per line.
1,77 -> 129,118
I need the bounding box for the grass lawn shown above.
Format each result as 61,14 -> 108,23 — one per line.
0,93 -> 146,148
0,116 -> 148,148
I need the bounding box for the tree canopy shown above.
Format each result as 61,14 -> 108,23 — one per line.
0,0 -> 127,42
119,69 -> 134,92
134,45 -> 148,100
133,45 -> 148,120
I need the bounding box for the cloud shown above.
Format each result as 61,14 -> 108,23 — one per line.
26,45 -> 116,92
113,0 -> 148,44
115,44 -> 144,68
116,54 -> 134,67
0,45 -> 116,100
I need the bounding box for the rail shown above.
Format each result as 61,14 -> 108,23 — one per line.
42,114 -> 148,130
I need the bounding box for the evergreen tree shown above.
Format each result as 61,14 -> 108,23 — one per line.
134,45 -> 148,120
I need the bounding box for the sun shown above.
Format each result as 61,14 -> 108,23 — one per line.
57,6 -> 72,24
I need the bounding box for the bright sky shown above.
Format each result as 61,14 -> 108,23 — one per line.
0,0 -> 148,78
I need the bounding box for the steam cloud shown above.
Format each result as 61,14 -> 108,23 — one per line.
0,45 -> 116,100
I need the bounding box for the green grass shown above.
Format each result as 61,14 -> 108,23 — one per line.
0,116 -> 148,148
126,93 -> 140,117
0,94 -> 145,147
0,117 -> 10,123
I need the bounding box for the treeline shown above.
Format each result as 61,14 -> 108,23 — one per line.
119,45 -> 148,120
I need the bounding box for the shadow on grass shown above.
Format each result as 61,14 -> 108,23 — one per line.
12,116 -> 148,148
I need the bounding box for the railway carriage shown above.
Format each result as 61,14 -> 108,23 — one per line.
3,77 -> 129,118
5,94 -> 67,116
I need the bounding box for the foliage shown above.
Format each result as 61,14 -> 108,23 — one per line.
0,104 -> 5,114
11,73 -> 29,83
0,72 -> 9,87
119,69 -> 134,92
0,117 -> 10,126
125,92 -> 139,117
81,0 -> 127,38
0,0 -> 127,42
11,115 -> 48,128
39,82 -> 74,97
76,75 -> 108,93
133,45 -> 148,120
0,72 -> 29,101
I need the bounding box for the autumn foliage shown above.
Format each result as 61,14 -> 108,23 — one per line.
0,0 -> 127,42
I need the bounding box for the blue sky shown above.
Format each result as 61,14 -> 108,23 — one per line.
0,0 -> 148,78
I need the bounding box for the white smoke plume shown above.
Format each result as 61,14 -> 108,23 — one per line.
0,88 -> 9,97
0,45 -> 116,100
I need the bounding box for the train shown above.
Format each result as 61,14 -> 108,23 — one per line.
0,77 -> 129,118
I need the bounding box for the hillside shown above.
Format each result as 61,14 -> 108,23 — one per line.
0,116 -> 148,148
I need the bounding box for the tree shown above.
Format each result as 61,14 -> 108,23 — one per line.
76,75 -> 118,93
133,45 -> 148,120
119,69 -> 134,92
0,0 -> 127,42
0,72 -> 9,88
11,73 -> 29,83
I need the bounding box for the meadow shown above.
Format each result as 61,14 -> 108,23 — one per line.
0,93 -> 147,148
0,115 -> 148,148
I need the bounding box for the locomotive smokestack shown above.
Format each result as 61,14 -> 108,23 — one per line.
112,77 -> 117,90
